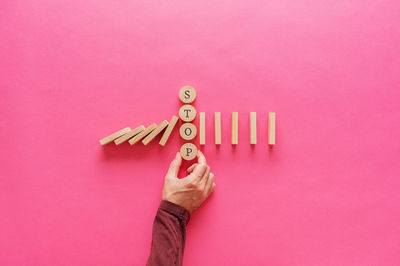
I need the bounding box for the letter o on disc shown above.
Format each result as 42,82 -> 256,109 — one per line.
179,86 -> 196,104
179,104 -> 196,122
180,143 -> 198,161
180,123 -> 197,140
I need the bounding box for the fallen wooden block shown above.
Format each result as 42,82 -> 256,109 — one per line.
114,125 -> 145,145
215,112 -> 221,145
179,104 -> 196,122
250,112 -> 257,144
180,123 -> 197,140
268,112 -> 276,145
179,85 -> 196,104
142,120 -> 169,145
129,123 -> 157,145
99,127 -> 131,145
231,112 -> 238,145
159,115 -> 179,146
180,143 -> 198,160
199,112 -> 205,145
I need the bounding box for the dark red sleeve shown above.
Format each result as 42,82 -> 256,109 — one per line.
147,200 -> 190,266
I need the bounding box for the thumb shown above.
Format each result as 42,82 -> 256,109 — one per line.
166,152 -> 182,179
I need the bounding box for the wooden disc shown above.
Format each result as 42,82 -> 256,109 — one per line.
179,86 -> 196,103
179,104 -> 196,122
180,143 -> 198,161
179,123 -> 197,140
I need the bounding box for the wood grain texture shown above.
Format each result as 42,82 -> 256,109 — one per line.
128,123 -> 157,145
231,112 -> 238,145
268,112 -> 276,145
180,143 -> 198,160
250,112 -> 257,144
199,112 -> 205,145
215,112 -> 221,145
159,115 -> 179,146
114,125 -> 145,145
99,127 -> 131,145
142,120 -> 169,145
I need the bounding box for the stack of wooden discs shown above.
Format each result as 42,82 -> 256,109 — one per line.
178,86 -> 198,160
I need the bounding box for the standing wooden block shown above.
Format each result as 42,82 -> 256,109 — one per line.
129,123 -> 157,145
250,112 -> 257,144
114,125 -> 145,145
180,143 -> 198,160
179,104 -> 196,122
231,112 -> 238,145
268,112 -> 276,145
142,120 -> 169,145
159,115 -> 179,146
99,127 -> 131,145
179,123 -> 197,140
179,86 -> 196,103
199,112 -> 205,145
215,112 -> 221,145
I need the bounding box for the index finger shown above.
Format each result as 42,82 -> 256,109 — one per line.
197,150 -> 207,165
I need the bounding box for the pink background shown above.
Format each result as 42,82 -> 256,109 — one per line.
1,0 -> 400,265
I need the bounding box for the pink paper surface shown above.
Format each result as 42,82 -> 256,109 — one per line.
1,0 -> 400,265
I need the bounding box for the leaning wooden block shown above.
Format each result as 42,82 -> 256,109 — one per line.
268,112 -> 276,145
99,127 -> 131,145
129,123 -> 157,145
199,112 -> 205,145
250,112 -> 257,144
231,112 -> 238,145
179,104 -> 196,122
142,120 -> 169,145
215,112 -> 221,145
180,123 -> 197,140
159,116 -> 179,146
180,143 -> 198,160
179,85 -> 196,104
114,125 -> 145,145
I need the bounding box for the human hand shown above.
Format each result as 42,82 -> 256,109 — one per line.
162,150 -> 216,213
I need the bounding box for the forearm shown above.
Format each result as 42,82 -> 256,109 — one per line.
147,200 -> 190,266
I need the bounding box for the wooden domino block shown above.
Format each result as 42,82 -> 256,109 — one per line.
199,112 -> 205,145
231,112 -> 238,145
179,123 -> 197,140
179,86 -> 196,104
99,127 -> 131,145
159,115 -> 179,146
180,143 -> 198,160
129,123 -> 157,145
250,112 -> 257,144
268,112 -> 276,145
114,125 -> 145,145
179,104 -> 196,122
142,120 -> 169,145
215,112 -> 221,145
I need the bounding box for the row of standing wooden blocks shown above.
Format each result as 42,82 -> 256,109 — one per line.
202,111 -> 276,145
